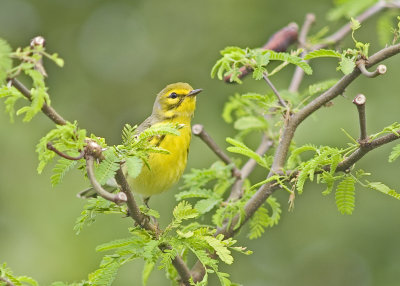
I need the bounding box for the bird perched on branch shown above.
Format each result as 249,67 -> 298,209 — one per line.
79,82 -> 202,203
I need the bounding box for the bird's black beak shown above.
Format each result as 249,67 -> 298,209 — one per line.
187,88 -> 203,97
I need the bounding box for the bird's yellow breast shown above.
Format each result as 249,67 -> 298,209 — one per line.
127,118 -> 191,196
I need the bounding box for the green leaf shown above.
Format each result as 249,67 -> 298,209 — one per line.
126,156 -> 143,179
226,137 -> 268,168
173,201 -> 199,221
0,38 -> 12,83
389,144 -> 400,162
203,236 -> 233,265
308,79 -> 338,95
248,206 -> 270,240
268,50 -> 312,75
335,176 -> 355,215
233,116 -> 268,130
142,261 -> 155,286
51,157 -> 78,186
337,55 -> 356,75
138,123 -> 180,142
175,189 -> 214,201
367,181 -> 400,200
195,197 -> 222,214
304,49 -> 341,60
88,256 -> 121,286
94,149 -> 120,185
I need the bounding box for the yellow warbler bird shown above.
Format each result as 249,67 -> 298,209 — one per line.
80,82 -> 202,201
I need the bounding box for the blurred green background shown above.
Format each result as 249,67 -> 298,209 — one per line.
1,0 -> 399,285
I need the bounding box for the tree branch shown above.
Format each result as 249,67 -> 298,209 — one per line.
0,277 -> 15,286
315,0 -> 397,49
192,124 -> 241,178
263,73 -> 287,108
289,13 -> 315,93
85,156 -> 127,205
9,70 -> 194,285
353,94 -> 368,141
10,78 -> 67,125
357,62 -> 387,78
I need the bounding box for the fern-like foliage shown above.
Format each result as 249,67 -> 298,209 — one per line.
366,181 -> 400,200
74,197 -> 127,235
335,176 -> 356,215
226,137 -> 270,168
51,157 -> 78,186
327,0 -> 377,21
94,149 -> 120,185
36,121 -> 87,174
389,144 -> 400,162
211,46 -> 312,83
0,39 -> 12,83
248,197 -> 281,239
307,79 -> 338,96
0,262 -> 38,286
291,145 -> 344,194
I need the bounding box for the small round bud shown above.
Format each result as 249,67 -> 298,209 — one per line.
30,36 -> 46,48
192,124 -> 204,135
353,94 -> 366,106
377,64 -> 387,75
115,192 -> 128,204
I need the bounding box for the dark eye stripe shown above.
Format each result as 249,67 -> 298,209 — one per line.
166,96 -> 185,111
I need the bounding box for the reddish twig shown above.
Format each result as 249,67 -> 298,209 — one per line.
46,142 -> 85,160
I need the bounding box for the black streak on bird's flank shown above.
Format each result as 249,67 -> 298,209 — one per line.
155,135 -> 166,147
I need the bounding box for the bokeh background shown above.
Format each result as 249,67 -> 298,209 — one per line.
1,0 -> 399,285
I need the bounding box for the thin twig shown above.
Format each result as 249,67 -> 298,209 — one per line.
298,13 -> 316,48
0,277 -> 16,286
263,73 -> 287,108
289,13 -> 315,93
192,124 -> 241,178
114,168 -> 192,285
315,0 -> 391,49
85,156 -> 127,205
227,135 -> 273,201
353,94 -> 368,142
357,61 -> 387,78
46,142 -> 85,160
10,78 -> 67,125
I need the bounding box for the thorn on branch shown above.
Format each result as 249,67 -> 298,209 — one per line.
192,124 -> 241,178
46,142 -> 85,160
352,94 -> 368,143
357,61 -> 387,78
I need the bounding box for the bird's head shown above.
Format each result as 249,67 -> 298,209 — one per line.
152,82 -> 202,120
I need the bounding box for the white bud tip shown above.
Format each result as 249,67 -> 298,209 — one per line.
192,124 -> 204,135
353,94 -> 366,105
377,65 -> 387,75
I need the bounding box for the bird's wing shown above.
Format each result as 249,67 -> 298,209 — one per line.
135,115 -> 155,134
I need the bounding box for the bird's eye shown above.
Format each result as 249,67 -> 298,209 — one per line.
168,92 -> 178,99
